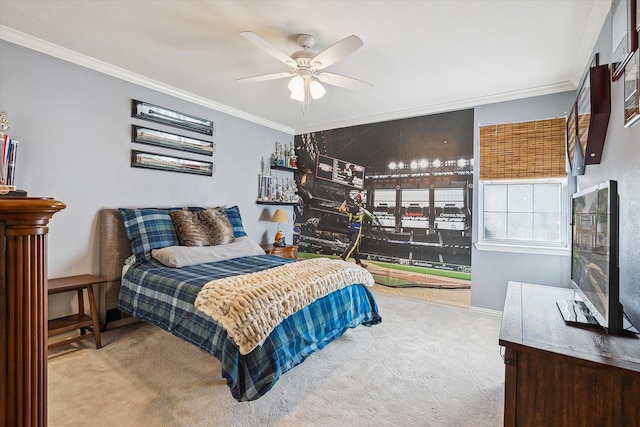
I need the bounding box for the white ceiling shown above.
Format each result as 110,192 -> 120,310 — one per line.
0,0 -> 611,134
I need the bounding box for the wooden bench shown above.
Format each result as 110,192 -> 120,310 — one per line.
48,274 -> 104,350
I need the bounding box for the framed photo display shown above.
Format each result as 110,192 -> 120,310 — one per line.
132,125 -> 215,156
132,100 -> 214,135
624,50 -> 640,127
572,65 -> 611,166
131,150 -> 214,176
611,0 -> 638,81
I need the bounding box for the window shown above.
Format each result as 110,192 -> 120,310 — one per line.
479,179 -> 568,250
478,117 -> 569,254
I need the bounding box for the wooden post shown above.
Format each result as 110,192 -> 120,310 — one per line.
0,198 -> 65,426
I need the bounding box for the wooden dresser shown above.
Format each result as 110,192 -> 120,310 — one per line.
0,198 -> 65,426
499,281 -> 640,426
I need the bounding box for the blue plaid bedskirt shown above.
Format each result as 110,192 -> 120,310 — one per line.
118,254 -> 381,401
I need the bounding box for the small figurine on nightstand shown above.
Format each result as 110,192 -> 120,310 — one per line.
271,208 -> 289,246
273,230 -> 286,247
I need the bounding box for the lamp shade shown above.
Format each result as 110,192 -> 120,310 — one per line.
270,209 -> 289,223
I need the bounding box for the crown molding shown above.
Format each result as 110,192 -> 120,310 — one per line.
568,0 -> 612,86
295,81 -> 576,134
1,18 -> 599,137
0,25 -> 295,135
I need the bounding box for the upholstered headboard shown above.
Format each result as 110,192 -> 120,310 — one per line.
95,205 -> 249,327
97,208 -> 132,327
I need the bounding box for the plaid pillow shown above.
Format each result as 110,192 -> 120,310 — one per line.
118,208 -> 180,262
223,205 -> 247,238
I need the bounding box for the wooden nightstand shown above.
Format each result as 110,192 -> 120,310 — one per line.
266,245 -> 298,259
48,274 -> 104,350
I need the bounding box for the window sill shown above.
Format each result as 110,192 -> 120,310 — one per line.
474,242 -> 570,257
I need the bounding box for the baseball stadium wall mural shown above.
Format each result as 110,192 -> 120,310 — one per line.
293,109 -> 474,290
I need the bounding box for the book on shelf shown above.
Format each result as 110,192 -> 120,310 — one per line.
6,139 -> 18,186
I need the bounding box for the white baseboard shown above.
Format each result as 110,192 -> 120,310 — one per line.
470,306 -> 502,316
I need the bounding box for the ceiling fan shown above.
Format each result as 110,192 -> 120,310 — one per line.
236,31 -> 372,106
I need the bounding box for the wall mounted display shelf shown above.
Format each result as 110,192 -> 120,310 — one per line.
271,165 -> 298,172
256,200 -> 297,206
257,164 -> 298,205
567,64 -> 611,174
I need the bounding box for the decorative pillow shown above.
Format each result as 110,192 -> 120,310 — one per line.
181,205 -> 247,238
170,208 -> 235,247
151,236 -> 265,267
223,205 -> 248,238
118,208 -> 180,262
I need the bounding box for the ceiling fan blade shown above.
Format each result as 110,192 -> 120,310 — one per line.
240,31 -> 297,67
317,72 -> 373,91
235,72 -> 295,84
311,35 -> 363,70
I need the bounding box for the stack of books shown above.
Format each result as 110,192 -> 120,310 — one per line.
0,131 -> 23,195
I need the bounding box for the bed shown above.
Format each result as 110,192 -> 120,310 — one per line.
97,206 -> 381,401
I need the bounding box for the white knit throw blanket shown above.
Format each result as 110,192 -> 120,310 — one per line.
194,258 -> 374,355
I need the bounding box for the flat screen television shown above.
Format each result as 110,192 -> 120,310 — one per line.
556,180 -> 625,334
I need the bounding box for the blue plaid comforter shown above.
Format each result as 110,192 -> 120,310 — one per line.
118,254 -> 381,401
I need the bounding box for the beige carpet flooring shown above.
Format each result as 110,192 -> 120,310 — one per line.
47,292 -> 504,426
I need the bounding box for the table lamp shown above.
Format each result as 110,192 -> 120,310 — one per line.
270,209 -> 289,247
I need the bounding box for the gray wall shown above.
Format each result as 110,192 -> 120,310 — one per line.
471,92 -> 576,311
471,8 -> 640,330
0,40 -> 293,318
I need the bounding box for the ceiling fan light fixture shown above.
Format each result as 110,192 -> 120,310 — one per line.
290,88 -> 305,102
310,80 -> 326,100
288,75 -> 304,93
239,31 -> 371,111
288,75 -> 325,104
289,75 -> 305,102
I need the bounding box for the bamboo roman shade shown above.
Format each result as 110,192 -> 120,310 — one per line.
479,118 -> 567,180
